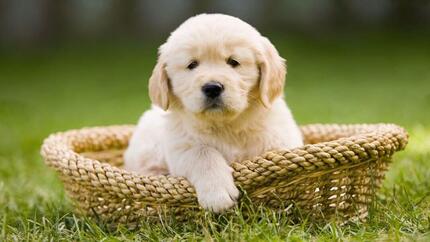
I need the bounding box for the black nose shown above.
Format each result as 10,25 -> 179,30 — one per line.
201,81 -> 224,99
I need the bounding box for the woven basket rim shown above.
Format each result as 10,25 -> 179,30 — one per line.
40,123 -> 408,189
40,123 -> 409,176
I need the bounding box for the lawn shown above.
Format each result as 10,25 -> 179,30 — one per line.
0,32 -> 429,241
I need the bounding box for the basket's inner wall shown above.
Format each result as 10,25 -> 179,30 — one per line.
77,126 -> 358,169
81,149 -> 126,168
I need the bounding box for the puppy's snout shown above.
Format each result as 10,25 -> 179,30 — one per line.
201,81 -> 224,99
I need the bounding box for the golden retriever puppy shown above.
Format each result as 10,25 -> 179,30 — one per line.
124,13 -> 303,212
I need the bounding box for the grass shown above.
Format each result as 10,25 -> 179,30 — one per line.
0,32 -> 430,241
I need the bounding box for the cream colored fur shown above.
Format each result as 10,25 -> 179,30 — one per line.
124,13 -> 303,212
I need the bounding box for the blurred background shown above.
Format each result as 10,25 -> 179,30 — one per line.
0,1 -> 430,238
1,0 -> 430,46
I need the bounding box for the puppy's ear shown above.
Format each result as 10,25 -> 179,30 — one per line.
148,58 -> 170,110
258,37 -> 286,108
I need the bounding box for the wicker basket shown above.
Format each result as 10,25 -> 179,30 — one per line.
41,123 -> 408,225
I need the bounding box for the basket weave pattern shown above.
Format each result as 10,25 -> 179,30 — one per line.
41,124 -> 408,224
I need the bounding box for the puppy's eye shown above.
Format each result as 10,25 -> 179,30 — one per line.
227,57 -> 240,68
187,60 -> 199,70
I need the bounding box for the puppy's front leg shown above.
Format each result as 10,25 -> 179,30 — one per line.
166,145 -> 239,213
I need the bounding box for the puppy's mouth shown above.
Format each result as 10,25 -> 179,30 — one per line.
203,98 -> 225,111
197,97 -> 238,120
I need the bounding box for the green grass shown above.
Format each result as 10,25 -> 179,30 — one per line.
1,33 -> 430,241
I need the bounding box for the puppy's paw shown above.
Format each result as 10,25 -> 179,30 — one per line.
195,175 -> 239,213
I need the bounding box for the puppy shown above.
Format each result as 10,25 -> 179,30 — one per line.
124,13 -> 303,212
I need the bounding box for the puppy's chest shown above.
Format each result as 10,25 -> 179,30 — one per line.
205,132 -> 277,163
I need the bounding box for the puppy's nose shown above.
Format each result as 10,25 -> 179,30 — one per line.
201,81 -> 224,99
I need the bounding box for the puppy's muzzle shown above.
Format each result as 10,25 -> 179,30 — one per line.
202,81 -> 224,99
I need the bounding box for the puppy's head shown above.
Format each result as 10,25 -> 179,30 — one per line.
149,14 -> 286,119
